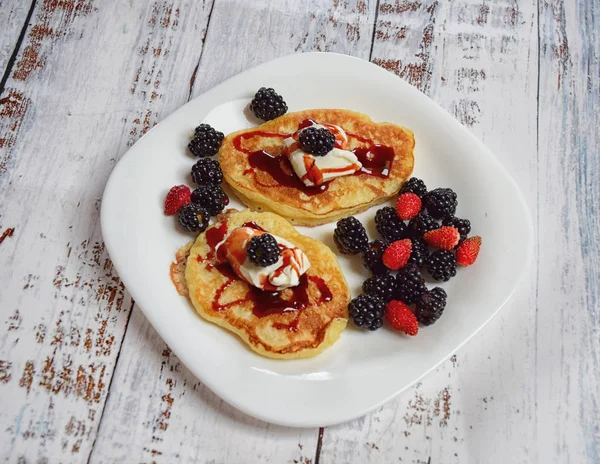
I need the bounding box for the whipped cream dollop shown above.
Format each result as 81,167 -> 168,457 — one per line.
282,122 -> 362,187
214,226 -> 310,291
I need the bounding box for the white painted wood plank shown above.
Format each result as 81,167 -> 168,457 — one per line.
0,1 -> 214,461
321,0 -> 542,462
535,0 -> 600,462
0,0 -> 31,75
92,1 -> 377,462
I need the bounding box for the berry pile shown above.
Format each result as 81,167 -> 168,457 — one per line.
164,122 -> 230,233
333,177 -> 482,335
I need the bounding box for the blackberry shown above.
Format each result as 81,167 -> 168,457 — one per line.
400,177 -> 428,199
375,207 -> 407,242
188,124 -> 224,158
408,211 -> 438,238
298,127 -> 335,156
425,250 -> 457,282
442,216 -> 471,242
395,265 -> 427,304
348,294 -> 385,331
362,240 -> 389,275
408,237 -> 428,267
247,233 -> 280,267
362,273 -> 396,303
333,216 -> 369,255
191,158 -> 223,185
191,184 -> 229,217
415,287 -> 447,326
178,203 -> 209,233
249,87 -> 288,121
425,188 -> 457,219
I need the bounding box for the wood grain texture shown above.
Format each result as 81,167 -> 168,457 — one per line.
0,1 -> 214,461
0,0 -> 32,76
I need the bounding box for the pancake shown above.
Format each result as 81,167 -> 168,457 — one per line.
220,109 -> 415,226
181,209 -> 349,359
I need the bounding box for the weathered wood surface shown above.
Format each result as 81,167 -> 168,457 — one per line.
0,0 -> 598,463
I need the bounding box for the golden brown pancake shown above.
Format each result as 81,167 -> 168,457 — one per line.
179,209 -> 349,359
220,109 -> 415,226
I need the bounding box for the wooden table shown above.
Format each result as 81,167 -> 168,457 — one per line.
0,0 -> 598,462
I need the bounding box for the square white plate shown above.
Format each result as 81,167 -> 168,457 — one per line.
101,52 -> 533,427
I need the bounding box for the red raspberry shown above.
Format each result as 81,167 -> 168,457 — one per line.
164,185 -> 191,215
382,239 -> 412,270
423,226 -> 460,250
386,300 -> 419,335
395,193 -> 422,220
456,236 -> 482,266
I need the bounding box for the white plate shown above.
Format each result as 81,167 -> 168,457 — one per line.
101,52 -> 533,427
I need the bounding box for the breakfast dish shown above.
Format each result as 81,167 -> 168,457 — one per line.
173,209 -> 349,359
219,109 -> 415,226
163,85 -> 482,356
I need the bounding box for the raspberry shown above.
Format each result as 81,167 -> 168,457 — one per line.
396,192 -> 422,220
164,185 -> 191,215
188,124 -> 224,158
298,127 -> 335,156
191,158 -> 223,185
191,184 -> 229,217
456,236 -> 482,266
425,250 -> 457,282
424,226 -> 460,250
178,203 -> 209,232
386,300 -> 419,336
362,273 -> 396,303
408,237 -> 428,267
400,177 -> 428,199
333,216 -> 369,255
395,265 -> 427,304
424,188 -> 457,219
375,206 -> 407,242
442,216 -> 471,242
415,287 -> 447,326
348,294 -> 385,331
250,87 -> 288,121
408,211 -> 438,238
362,240 -> 389,275
247,233 -> 280,267
382,239 -> 412,271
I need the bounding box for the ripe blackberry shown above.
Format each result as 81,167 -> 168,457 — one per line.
191,158 -> 223,185
188,124 -> 224,158
375,206 -> 407,242
408,211 -> 438,238
362,240 -> 389,275
400,177 -> 428,199
395,265 -> 427,304
178,203 -> 209,233
408,237 -> 428,267
191,184 -> 229,217
425,188 -> 457,219
298,127 -> 335,156
415,287 -> 447,326
247,233 -> 280,267
348,294 -> 385,331
425,250 -> 457,282
442,216 -> 471,242
249,87 -> 288,121
333,216 -> 369,255
362,273 -> 396,303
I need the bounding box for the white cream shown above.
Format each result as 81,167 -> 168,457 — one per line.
283,123 -> 361,187
215,231 -> 310,291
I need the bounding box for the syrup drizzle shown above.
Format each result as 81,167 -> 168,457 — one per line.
232,119 -> 394,195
